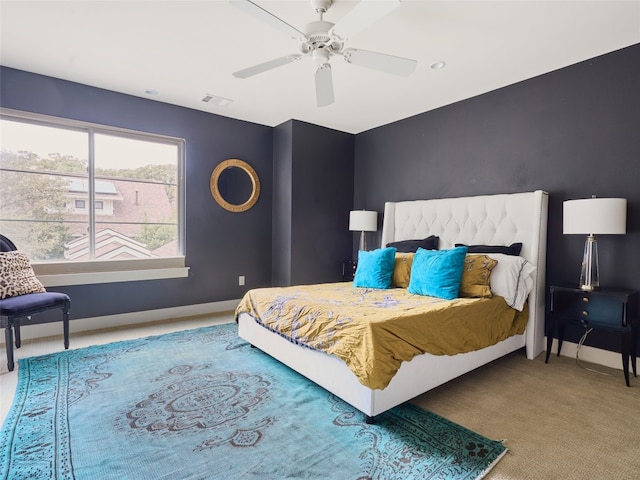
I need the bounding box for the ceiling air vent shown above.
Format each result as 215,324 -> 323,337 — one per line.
201,94 -> 233,107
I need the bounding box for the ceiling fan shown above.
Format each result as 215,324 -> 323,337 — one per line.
231,0 -> 417,107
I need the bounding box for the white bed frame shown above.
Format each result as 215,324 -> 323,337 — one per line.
238,190 -> 549,421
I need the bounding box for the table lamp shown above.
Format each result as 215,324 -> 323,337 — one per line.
349,210 -> 377,251
563,196 -> 626,291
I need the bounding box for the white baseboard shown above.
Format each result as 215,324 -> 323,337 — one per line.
2,299 -> 241,344
545,336 -> 625,371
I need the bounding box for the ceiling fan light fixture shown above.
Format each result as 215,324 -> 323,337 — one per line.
312,46 -> 331,65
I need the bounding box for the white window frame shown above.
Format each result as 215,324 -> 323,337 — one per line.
0,108 -> 188,286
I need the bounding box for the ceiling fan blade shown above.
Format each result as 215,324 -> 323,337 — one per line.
315,63 -> 334,107
230,0 -> 305,40
343,48 -> 417,77
233,54 -> 303,79
329,0 -> 401,41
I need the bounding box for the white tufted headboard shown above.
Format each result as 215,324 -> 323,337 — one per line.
381,190 -> 549,359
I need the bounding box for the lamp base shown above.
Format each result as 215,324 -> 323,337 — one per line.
579,234 -> 599,291
359,231 -> 367,251
358,230 -> 367,251
579,284 -> 596,292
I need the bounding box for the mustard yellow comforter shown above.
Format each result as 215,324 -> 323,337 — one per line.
235,282 -> 527,390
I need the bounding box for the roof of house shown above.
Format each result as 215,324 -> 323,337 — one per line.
63,178 -> 177,259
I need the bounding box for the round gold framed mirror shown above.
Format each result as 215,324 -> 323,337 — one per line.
210,159 -> 260,213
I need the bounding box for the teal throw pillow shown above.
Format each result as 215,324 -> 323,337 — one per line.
353,247 -> 397,289
408,246 -> 468,300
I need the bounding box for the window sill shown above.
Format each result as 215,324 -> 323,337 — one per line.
32,257 -> 188,287
38,267 -> 190,287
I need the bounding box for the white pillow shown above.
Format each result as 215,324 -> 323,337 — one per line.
474,253 -> 536,311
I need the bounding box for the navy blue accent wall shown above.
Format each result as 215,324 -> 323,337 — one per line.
273,120 -> 354,286
354,44 -> 640,352
272,121 -> 294,286
1,67 -> 274,321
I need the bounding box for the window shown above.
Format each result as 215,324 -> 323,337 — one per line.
0,108 -> 186,285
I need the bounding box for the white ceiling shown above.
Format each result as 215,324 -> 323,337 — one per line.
1,1 -> 639,134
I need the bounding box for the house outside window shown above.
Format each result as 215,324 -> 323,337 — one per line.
0,108 -> 186,285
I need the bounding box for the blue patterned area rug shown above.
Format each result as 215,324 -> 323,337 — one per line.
1,323 -> 506,479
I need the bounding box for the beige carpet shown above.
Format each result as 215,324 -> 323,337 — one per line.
411,349 -> 640,479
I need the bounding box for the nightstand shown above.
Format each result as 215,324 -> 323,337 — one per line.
546,286 -> 639,386
342,260 -> 356,281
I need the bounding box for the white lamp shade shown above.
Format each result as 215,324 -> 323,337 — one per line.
563,198 -> 626,235
349,210 -> 377,232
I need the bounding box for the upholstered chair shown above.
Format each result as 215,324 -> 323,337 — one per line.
0,234 -> 70,371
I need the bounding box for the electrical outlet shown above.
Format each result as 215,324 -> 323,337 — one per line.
238,275 -> 245,286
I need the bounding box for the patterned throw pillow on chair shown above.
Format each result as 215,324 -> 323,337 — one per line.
0,250 -> 47,299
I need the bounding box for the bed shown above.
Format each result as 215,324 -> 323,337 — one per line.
237,190 -> 548,422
